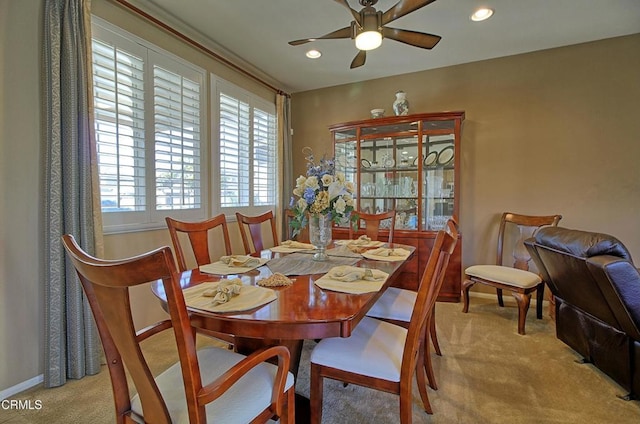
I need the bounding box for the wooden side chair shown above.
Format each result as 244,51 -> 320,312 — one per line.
61,234 -> 295,424
366,217 -> 459,390
309,229 -> 458,423
462,212 -> 562,335
349,210 -> 396,242
165,215 -> 235,346
236,211 -> 279,254
165,214 -> 232,272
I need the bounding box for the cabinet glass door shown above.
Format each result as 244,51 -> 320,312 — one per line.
422,128 -> 455,230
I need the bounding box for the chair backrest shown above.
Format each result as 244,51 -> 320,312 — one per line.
166,214 -> 233,272
348,210 -> 396,243
62,234 -> 190,423
496,212 -> 562,270
236,211 -> 279,254
402,228 -> 458,381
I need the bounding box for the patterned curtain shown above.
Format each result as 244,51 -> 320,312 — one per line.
277,93 -> 293,239
43,0 -> 104,387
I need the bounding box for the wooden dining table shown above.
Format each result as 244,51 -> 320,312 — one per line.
151,242 -> 415,422
151,242 -> 415,372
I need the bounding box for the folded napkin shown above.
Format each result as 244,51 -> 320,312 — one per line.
362,247 -> 412,262
328,267 -> 384,282
220,255 -> 261,267
202,278 -> 243,305
281,240 -> 315,249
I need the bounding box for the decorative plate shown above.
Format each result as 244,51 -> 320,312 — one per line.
437,146 -> 454,165
384,157 -> 395,168
361,158 -> 371,168
412,157 -> 419,166
424,151 -> 438,167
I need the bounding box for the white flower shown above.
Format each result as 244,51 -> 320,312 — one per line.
335,172 -> 345,183
334,196 -> 346,214
293,187 -> 303,197
328,181 -> 345,200
344,193 -> 354,207
321,174 -> 333,186
296,175 -> 307,189
345,181 -> 355,193
305,176 -> 319,190
297,198 -> 307,210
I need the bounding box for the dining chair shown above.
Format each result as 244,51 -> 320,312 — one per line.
462,212 -> 562,335
165,215 -> 235,347
165,214 -> 233,272
236,211 -> 279,254
309,228 -> 458,423
61,234 -> 295,424
348,210 -> 396,243
366,217 -> 459,390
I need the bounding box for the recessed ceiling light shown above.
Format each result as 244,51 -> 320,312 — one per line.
306,49 -> 322,59
471,8 -> 494,22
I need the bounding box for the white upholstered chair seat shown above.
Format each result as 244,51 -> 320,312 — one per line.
465,265 -> 541,288
131,347 -> 295,424
366,287 -> 415,322
310,316 -> 406,382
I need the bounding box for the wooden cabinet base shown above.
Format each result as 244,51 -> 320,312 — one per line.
333,228 -> 461,302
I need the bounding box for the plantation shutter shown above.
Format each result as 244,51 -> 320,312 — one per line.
219,92 -> 251,207
92,38 -> 146,212
252,107 -> 277,206
153,65 -> 202,210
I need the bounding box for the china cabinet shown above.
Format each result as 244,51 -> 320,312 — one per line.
331,111 -> 465,301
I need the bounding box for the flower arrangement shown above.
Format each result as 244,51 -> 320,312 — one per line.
289,148 -> 358,237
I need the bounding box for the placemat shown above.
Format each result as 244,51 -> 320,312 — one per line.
313,265 -> 389,294
266,253 -> 360,276
183,282 -> 277,313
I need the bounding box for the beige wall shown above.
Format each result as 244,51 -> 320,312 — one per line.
291,34 -> 640,276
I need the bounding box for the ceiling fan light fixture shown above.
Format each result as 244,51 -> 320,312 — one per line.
355,30 -> 382,51
306,49 -> 322,59
471,8 -> 494,22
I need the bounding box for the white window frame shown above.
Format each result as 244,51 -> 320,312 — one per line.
92,18 -> 208,234
211,77 -> 278,219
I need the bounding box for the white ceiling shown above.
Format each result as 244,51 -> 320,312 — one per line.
130,0 -> 640,93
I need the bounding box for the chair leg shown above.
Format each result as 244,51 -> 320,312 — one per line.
512,291 -> 532,335
461,279 -> 475,313
424,330 -> 438,391
416,342 -> 432,410
497,288 -> 504,307
310,364 -> 323,424
430,308 -> 442,356
536,284 -> 545,319
281,387 -> 295,424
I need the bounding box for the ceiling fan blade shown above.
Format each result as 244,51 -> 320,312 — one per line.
288,26 -> 352,46
382,0 -> 437,26
333,0 -> 362,26
382,27 -> 441,49
350,50 -> 366,69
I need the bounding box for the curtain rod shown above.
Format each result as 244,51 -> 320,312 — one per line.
110,0 -> 290,97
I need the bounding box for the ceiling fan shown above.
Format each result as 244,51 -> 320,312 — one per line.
289,0 -> 442,69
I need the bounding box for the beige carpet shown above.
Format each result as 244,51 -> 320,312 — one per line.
3,296 -> 639,423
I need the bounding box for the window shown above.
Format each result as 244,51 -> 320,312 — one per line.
91,20 -> 206,232
214,79 -> 277,214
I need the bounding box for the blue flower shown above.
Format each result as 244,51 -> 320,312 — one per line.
303,187 -> 316,204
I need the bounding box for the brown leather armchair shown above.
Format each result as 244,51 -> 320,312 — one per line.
525,227 -> 640,400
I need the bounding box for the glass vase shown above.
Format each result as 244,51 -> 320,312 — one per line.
309,213 -> 333,261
